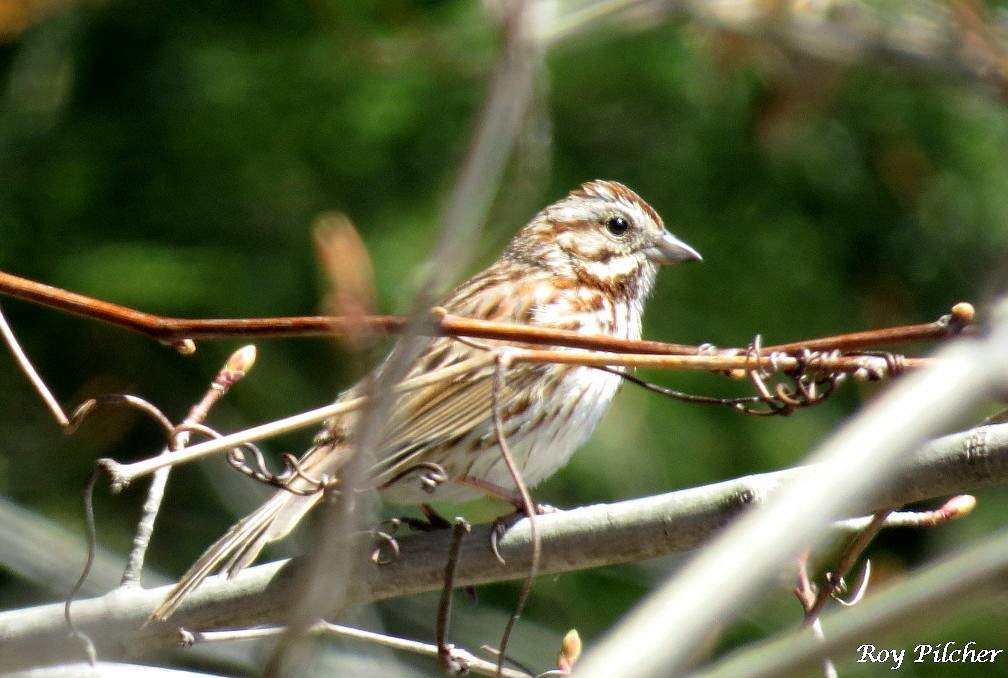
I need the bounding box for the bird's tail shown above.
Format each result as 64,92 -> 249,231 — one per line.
150,488 -> 319,621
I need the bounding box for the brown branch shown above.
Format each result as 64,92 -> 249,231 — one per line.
0,268 -> 407,341
0,270 -> 974,359
764,303 -> 976,353
436,519 -> 473,676
508,348 -> 934,376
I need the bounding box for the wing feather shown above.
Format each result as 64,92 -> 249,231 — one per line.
299,267 -> 557,490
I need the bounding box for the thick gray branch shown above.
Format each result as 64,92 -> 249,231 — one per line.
2,422 -> 1008,672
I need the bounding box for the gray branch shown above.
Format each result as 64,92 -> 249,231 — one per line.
2,422 -> 1008,673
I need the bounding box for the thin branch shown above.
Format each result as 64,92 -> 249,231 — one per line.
506,347 -> 932,375
64,468 -> 101,666
0,269 -> 698,353
436,518 -> 474,675
187,621 -> 530,678
491,354 -> 540,678
0,302 -> 69,426
96,354 -> 495,489
834,494 -> 976,530
0,270 -> 973,357
94,343 -> 937,492
120,346 -> 256,587
763,302 -> 975,353
7,420 -> 1008,672
801,509 -> 892,626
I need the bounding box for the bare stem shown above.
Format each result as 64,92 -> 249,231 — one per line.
187,620 -> 530,678
120,346 -> 257,586
801,509 -> 892,626
490,354 -> 540,678
0,303 -> 70,427
0,271 -> 974,357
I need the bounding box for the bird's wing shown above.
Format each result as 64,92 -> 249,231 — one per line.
302,265 -> 557,489
365,352 -> 543,487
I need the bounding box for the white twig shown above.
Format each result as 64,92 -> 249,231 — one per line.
188,621 -> 530,678
0,303 -> 69,426
97,355 -> 494,488
120,346 -> 257,586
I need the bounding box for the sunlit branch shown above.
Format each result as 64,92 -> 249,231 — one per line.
3,420 -> 1008,672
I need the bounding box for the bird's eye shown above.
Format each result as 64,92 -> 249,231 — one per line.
606,216 -> 629,237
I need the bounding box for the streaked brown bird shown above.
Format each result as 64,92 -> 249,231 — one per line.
152,180 -> 701,620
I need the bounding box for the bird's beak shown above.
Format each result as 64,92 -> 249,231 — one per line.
647,230 -> 702,265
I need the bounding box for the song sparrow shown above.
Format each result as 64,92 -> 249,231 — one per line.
152,180 -> 700,620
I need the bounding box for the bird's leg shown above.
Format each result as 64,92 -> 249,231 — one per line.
384,503 -> 453,533
419,503 -> 453,529
455,475 -> 559,563
456,475 -> 557,515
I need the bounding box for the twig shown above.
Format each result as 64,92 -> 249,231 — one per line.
0,270 -> 700,354
58,363 -> 254,662
801,509 -> 892,626
490,353 -> 540,678
89,313 -> 936,496
0,302 -> 69,426
82,344 -> 925,494
0,271 -> 974,357
96,355 -> 495,489
506,347 -> 931,376
120,346 -> 257,587
97,347 -> 932,488
61,395 -> 178,627
63,468 -> 101,666
437,518 -> 473,675
184,621 -> 530,678
834,495 -> 976,530
763,303 -> 975,353
793,554 -> 837,678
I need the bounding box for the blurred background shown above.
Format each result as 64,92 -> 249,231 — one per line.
2,0 -> 1008,675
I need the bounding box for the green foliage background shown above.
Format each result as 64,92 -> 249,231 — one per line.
2,2 -> 1008,675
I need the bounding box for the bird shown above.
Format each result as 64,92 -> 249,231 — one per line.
151,179 -> 701,620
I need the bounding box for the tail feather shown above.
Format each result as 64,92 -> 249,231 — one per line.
150,489 -> 319,621
220,490 -> 319,578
